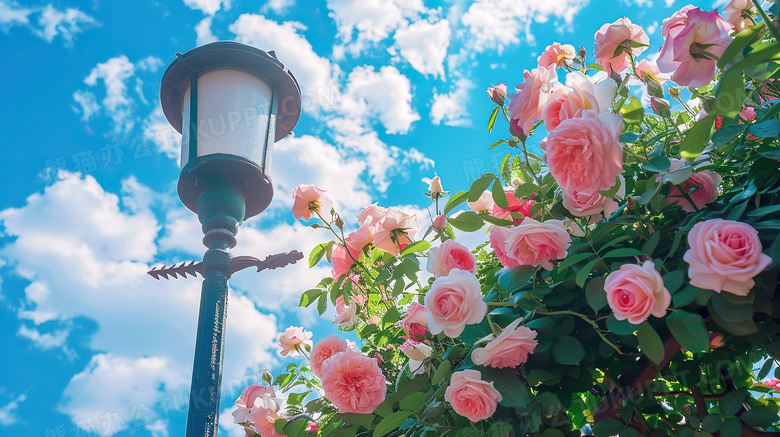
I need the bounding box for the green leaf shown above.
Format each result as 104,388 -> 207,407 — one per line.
527,369 -> 554,386
444,190 -> 469,214
720,417 -> 743,437
713,71 -> 745,118
480,214 -> 514,227
496,266 -> 534,293
552,335 -> 585,365
673,285 -> 696,308
468,173 -> 497,202
729,43 -> 780,72
282,417 -> 310,437
432,360 -> 451,386
488,139 -> 507,150
592,418 -> 625,437
373,411 -> 412,437
586,277 -> 607,312
491,179 -> 508,210
286,391 -> 309,405
641,231 -> 661,256
643,155 -> 672,173
607,314 -> 638,335
702,415 -> 722,432
748,119 -> 780,137
710,292 -> 753,323
712,123 -> 748,147
537,392 -> 562,415
667,309 -> 710,353
680,114 -> 716,160
299,288 -> 323,307
558,252 -> 593,270
662,270 -> 685,294
309,243 -> 328,267
719,387 -> 748,417
488,422 -> 516,437
621,96 -> 645,125
401,240 -> 431,255
576,258 -> 600,288
541,429 -> 564,437
487,106 -> 500,134
448,211 -> 485,232
740,405 -> 779,428
317,292 -> 328,315
620,132 -> 641,143
603,248 -> 645,258
399,392 -> 426,412
513,181 -> 539,199
338,413 -> 372,430
483,367 -> 532,407
718,21 -> 765,69
747,203 -> 780,217
637,322 -> 664,366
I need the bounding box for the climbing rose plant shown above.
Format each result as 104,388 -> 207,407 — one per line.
235,2 -> 780,436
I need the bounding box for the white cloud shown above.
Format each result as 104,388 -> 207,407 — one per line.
0,2 -> 96,44
391,18 -> 451,78
262,0 -> 295,14
142,106 -> 182,161
666,0 -> 675,6
183,0 -> 230,15
646,20 -> 658,36
17,324 -> 74,356
137,56 -> 164,73
430,78 -> 474,127
229,14 -> 337,97
461,0 -> 588,53
79,55 -> 136,133
195,16 -> 218,45
0,394 -> 26,426
72,90 -> 99,122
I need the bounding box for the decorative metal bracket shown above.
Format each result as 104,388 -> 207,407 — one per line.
147,250 -> 304,280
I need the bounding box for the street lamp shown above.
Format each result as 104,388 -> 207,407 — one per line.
152,41 -> 304,437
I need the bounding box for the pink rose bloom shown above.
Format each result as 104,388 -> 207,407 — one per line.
444,370 -> 502,423
372,208 -> 419,256
491,187 -> 536,223
310,335 -> 348,378
541,110 -> 624,193
605,261 -> 671,325
715,107 -> 759,140
471,319 -> 538,368
594,17 -> 650,73
487,83 -> 507,104
657,6 -> 734,88
331,245 -> 357,280
433,214 -> 448,229
427,240 -> 477,278
543,71 -> 618,132
562,175 -> 625,223
291,184 -> 332,221
635,58 -> 669,84
401,302 -> 429,339
508,65 -> 562,136
422,175 -> 444,198
278,326 -> 313,358
333,295 -> 360,328
684,219 -> 772,296
724,0 -> 753,31
235,383 -> 278,412
537,42 -> 576,68
424,269 -> 487,338
358,204 -> 388,228
249,407 -> 284,437
321,348 -> 387,414
468,190 -> 494,214
489,226 -> 521,269
345,224 -> 373,255
500,217 -> 572,271
400,339 -> 433,361
765,378 -> 780,390
710,333 -> 725,349
658,159 -> 721,212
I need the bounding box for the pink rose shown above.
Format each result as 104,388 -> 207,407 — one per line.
508,65 -> 561,136
537,43 -> 576,69
500,217 -> 571,270
358,204 -> 388,228
562,175 -> 625,223
542,71 -> 618,132
235,383 -> 278,410
765,378 -> 780,390
471,319 -> 538,369
306,422 -> 319,433
427,240 -> 476,278
715,107 -> 759,140
249,407 -> 284,437
541,110 -> 624,193
684,219 -> 772,296
400,339 -> 433,361
487,83 -> 507,104
594,17 -> 650,73
331,245 -> 357,280
433,214 -> 448,229
321,348 -> 387,414
635,58 -> 669,84
310,335 -> 348,378
291,184 -> 332,221
605,261 -> 671,325
658,159 -> 721,212
424,269 -> 487,338
444,370 -> 502,423
422,176 -> 444,198
657,6 -> 734,88
468,190 -> 494,214
278,326 -> 313,358
401,302 -> 429,339
710,333 -> 725,349
372,208 -> 419,256
333,295 -> 362,329
489,226 -> 521,269
491,187 -> 536,224
724,0 -> 753,31
345,225 -> 373,255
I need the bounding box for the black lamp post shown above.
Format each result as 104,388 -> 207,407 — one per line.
152,41 -> 303,437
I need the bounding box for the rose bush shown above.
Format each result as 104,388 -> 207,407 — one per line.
234,2 -> 780,436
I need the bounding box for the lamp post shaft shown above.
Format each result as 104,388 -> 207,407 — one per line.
185,182 -> 245,437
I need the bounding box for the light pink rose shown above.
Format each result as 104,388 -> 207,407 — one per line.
427,240 -> 476,278
291,184 -> 332,221
321,348 -> 387,414
594,17 -> 650,73
537,42 -> 576,68
310,335 -> 348,378
541,110 -> 624,193
508,65 -> 562,136
331,245 -> 356,280
724,0 -> 753,31
562,175 -> 626,223
444,370 -> 502,423
500,217 -> 572,271
471,319 -> 538,369
401,302 -> 429,339
468,190 -> 494,214
278,326 -> 313,358
605,261 -> 671,325
306,422 -> 319,433
487,83 -> 507,104
684,219 -> 772,296
491,187 -> 536,224
658,159 -> 722,212
765,378 -> 780,390
542,71 -> 618,132
400,339 -> 433,361
333,295 -> 360,328
235,383 -> 278,411
424,269 -> 487,338
422,176 -> 444,198
372,208 -> 419,256
345,225 -> 373,255
358,204 -> 388,228
433,215 -> 448,229
635,58 -> 669,84
657,6 -> 734,88
489,226 -> 521,269
249,407 -> 284,437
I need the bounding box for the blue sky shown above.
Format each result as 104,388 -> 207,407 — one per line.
0,0 -> 722,436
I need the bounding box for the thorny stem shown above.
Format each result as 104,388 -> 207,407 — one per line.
752,0 -> 780,44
